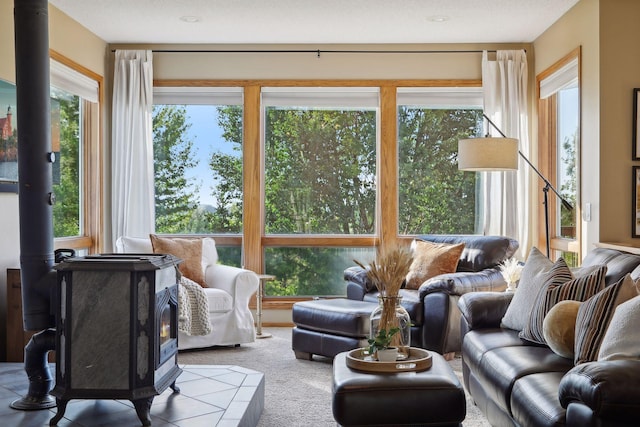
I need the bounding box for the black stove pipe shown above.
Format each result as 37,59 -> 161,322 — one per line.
10,0 -> 57,411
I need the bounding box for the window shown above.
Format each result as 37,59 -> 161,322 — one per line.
537,48 -> 581,265
152,87 -> 243,265
50,54 -> 101,254
397,88 -> 483,235
262,87 -> 378,296
151,82 -> 484,300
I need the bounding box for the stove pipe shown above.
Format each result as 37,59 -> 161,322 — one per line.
10,0 -> 57,411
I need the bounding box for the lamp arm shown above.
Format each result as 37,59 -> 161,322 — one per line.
482,114 -> 574,211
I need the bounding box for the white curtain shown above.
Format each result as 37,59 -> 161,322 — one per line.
111,50 -> 154,243
479,50 -> 530,259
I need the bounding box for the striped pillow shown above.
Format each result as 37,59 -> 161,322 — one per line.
519,262 -> 606,345
574,274 -> 639,364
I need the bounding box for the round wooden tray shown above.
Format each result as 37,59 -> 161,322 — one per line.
345,347 -> 432,373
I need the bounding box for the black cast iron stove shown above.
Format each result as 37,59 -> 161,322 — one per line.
50,254 -> 183,426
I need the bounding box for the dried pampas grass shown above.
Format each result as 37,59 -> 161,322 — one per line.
355,245 -> 413,297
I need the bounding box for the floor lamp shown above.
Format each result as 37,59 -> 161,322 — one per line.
458,114 -> 573,258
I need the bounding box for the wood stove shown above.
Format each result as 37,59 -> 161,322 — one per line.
51,254 -> 183,426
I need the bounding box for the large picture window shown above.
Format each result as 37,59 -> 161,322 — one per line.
397,88 -> 483,235
262,88 -> 378,296
151,82 -> 485,300
152,87 -> 243,265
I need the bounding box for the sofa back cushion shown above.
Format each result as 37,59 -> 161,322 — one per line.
416,234 -> 519,272
115,235 -> 219,279
582,247 -> 640,285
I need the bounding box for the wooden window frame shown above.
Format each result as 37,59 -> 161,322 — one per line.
50,50 -> 103,254
536,47 -> 582,262
154,79 -> 481,309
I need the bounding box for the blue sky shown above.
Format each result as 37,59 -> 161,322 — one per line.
182,105 -> 239,207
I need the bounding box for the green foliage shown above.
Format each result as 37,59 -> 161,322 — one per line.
367,327 -> 400,354
398,107 -> 481,234
153,105 -> 200,233
53,97 -> 81,238
264,108 -> 376,234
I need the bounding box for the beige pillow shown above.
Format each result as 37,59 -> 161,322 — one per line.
405,240 -> 465,290
150,234 -> 206,286
598,294 -> 640,361
542,300 -> 581,359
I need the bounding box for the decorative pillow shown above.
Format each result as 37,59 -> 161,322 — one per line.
598,294 -> 640,361
405,240 -> 465,290
519,261 -> 606,345
501,247 -> 554,331
542,300 -> 581,359
574,274 -> 639,364
150,234 -> 206,286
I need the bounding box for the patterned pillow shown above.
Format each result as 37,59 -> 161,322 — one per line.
501,247 -> 553,331
150,234 -> 206,286
519,262 -> 606,345
574,274 -> 639,364
405,240 -> 465,290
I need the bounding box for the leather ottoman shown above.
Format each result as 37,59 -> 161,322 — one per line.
332,351 -> 465,426
292,299 -> 378,359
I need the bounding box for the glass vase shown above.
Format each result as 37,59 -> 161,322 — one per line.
370,295 -> 411,360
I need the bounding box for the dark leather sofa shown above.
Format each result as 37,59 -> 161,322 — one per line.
457,247 -> 640,427
344,234 -> 519,354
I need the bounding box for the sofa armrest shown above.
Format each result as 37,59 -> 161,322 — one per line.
457,291 -> 514,330
418,268 -> 506,299
559,359 -> 640,422
205,264 -> 259,305
344,266 -> 377,300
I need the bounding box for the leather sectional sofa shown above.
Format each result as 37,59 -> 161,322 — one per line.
458,247 -> 640,426
344,234 -> 519,354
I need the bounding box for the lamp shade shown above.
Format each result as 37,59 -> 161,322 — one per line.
457,137 -> 519,171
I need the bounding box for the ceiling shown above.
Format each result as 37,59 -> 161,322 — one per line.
48,0 -> 581,45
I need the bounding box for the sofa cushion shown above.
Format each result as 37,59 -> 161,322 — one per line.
510,372 -> 567,426
406,240 -> 465,290
542,300 -> 581,359
151,234 -> 206,286
416,234 -> 518,272
598,295 -> 640,361
501,247 -> 554,331
574,274 -> 639,364
117,235 -> 218,280
519,263 -> 605,345
476,346 -> 573,414
461,329 -> 524,374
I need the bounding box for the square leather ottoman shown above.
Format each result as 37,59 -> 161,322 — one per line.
292,299 -> 378,359
332,351 -> 465,426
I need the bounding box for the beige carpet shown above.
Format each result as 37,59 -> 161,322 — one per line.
178,327 -> 490,427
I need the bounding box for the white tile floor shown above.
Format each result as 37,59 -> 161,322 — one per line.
0,363 -> 264,427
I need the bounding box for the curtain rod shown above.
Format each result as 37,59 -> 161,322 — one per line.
111,48 -> 509,57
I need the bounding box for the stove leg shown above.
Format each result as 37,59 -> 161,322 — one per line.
170,380 -> 180,393
132,397 -> 153,427
49,398 -> 68,426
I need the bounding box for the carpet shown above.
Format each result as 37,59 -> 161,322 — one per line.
178,327 -> 491,427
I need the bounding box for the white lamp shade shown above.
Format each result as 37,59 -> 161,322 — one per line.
457,137 -> 519,171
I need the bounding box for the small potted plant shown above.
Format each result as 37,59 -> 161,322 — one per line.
367,327 -> 400,361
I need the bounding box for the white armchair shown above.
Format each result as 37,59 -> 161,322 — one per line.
115,236 -> 258,350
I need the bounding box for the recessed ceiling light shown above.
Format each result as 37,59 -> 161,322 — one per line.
180,16 -> 201,23
427,15 -> 450,23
